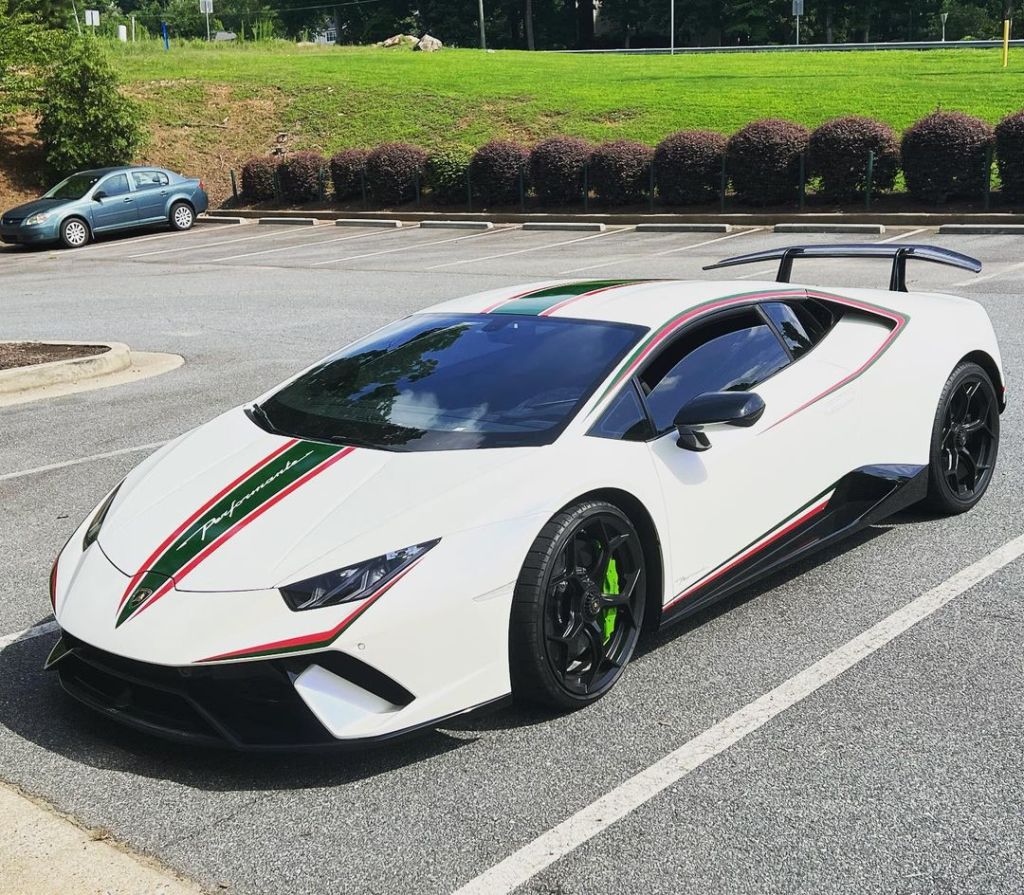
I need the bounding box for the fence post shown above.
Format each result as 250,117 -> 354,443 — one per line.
361,169 -> 367,209
318,166 -> 325,202
865,150 -> 875,211
583,163 -> 589,212
984,146 -> 993,211
719,155 -> 727,214
798,153 -> 806,211
649,160 -> 655,212
273,168 -> 282,205
519,170 -> 526,213
466,169 -> 472,212
415,171 -> 421,208
229,169 -> 238,202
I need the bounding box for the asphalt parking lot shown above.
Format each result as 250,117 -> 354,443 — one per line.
1,221 -> 1022,895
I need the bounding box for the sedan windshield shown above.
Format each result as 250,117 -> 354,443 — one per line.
44,172 -> 103,200
255,313 -> 644,450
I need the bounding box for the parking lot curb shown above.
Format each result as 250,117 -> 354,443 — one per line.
523,222 -> 606,232
774,223 -> 886,234
196,215 -> 247,225
938,224 -> 1024,235
257,217 -> 319,226
336,219 -> 403,228
421,220 -> 494,230
636,223 -> 732,233
0,341 -> 131,396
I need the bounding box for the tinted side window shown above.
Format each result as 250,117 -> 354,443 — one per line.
131,171 -> 168,190
588,383 -> 652,441
101,174 -> 130,197
641,311 -> 789,433
762,302 -> 813,357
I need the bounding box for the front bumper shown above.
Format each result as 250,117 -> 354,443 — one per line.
47,630 -> 499,751
0,223 -> 56,245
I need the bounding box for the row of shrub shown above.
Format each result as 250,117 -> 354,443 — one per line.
240,109 -> 1024,209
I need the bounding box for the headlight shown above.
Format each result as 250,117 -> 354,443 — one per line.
281,539 -> 438,611
24,212 -> 51,226
82,482 -> 123,551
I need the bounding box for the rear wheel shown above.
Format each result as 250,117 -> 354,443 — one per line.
169,201 -> 195,231
924,361 -> 999,515
510,500 -> 646,709
59,217 -> 90,249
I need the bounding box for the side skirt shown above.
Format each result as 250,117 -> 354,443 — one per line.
659,464 -> 928,629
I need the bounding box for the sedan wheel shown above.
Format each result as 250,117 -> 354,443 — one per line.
510,500 -> 646,709
60,218 -> 89,249
170,202 -> 195,231
925,361 -> 999,515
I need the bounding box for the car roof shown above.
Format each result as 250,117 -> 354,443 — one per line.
422,278 -> 820,330
76,165 -> 169,177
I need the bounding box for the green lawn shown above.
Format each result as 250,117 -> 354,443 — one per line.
111,41 -> 1024,155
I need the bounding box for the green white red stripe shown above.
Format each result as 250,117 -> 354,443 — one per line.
481,280 -> 649,316
115,440 -> 355,627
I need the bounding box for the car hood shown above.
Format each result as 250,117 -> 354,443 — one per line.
98,408 -> 548,595
3,198 -> 64,220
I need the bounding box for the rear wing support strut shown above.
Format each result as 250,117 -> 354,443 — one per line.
703,244 -> 982,292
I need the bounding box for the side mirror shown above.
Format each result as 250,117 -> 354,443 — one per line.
92,191 -> 107,201
673,391 -> 766,451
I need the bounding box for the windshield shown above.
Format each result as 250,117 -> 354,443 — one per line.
44,172 -> 103,201
255,313 -> 644,450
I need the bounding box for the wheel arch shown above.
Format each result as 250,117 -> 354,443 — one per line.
959,350 -> 1005,412
561,487 -> 664,635
61,213 -> 92,236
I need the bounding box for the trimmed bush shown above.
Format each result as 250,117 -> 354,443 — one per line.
653,131 -> 726,205
365,142 -> 427,205
902,111 -> 994,204
727,119 -> 809,206
329,148 -> 368,201
809,116 -> 899,202
589,140 -> 653,205
240,155 -> 281,201
278,151 -> 326,203
426,146 -> 473,204
530,137 -> 591,205
470,140 -> 529,206
995,110 -> 1024,204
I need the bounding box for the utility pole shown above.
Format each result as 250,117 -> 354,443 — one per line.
792,0 -> 803,46
669,0 -> 674,54
478,0 -> 486,48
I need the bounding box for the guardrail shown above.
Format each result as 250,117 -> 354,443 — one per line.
555,39 -> 1024,55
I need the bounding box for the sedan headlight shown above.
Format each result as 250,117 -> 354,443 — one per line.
281,539 -> 439,611
24,212 -> 51,226
82,482 -> 123,551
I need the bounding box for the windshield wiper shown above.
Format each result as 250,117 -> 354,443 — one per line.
245,403 -> 285,436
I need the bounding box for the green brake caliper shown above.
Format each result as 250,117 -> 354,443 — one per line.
601,557 -> 619,644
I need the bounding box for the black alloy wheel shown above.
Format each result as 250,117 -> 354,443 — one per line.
925,361 -> 1000,515
510,500 -> 646,709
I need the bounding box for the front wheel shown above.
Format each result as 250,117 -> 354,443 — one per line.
924,361 -> 1000,515
169,201 -> 195,231
59,217 -> 90,249
510,500 -> 646,710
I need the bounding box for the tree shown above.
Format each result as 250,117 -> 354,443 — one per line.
0,0 -> 53,127
37,38 -> 146,178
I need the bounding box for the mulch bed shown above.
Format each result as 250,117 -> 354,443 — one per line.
0,342 -> 107,372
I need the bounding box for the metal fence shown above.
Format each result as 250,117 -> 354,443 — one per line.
554,39 -> 1024,56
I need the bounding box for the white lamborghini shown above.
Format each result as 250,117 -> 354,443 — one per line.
47,244 -> 1004,749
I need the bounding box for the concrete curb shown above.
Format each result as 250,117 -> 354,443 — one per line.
196,215 -> 246,225
257,217 -> 319,226
523,222 -> 606,232
420,220 -> 494,230
336,219 -> 403,228
939,224 -> 1024,235
636,223 -> 731,233
207,208 -> 1024,228
0,341 -> 131,396
775,223 -> 886,234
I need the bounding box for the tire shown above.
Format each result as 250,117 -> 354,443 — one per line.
509,500 -> 647,710
923,361 -> 1000,515
59,217 -> 90,249
169,201 -> 195,231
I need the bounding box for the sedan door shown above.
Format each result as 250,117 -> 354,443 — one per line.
90,173 -> 139,231
130,170 -> 171,223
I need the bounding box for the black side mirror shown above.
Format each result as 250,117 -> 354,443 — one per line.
673,391 -> 766,451
92,191 -> 107,201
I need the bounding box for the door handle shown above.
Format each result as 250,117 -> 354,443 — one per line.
122,197 -> 133,203
160,190 -> 168,195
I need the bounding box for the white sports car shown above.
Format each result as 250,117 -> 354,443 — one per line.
47,244 -> 1004,749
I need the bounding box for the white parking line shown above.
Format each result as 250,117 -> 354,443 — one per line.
128,227 -> 313,259
426,228 -> 629,271
453,532 -> 1024,895
877,227 -> 930,243
209,227 -> 400,263
0,620 -> 59,651
0,441 -> 167,483
558,228 -> 760,275
312,228 -> 505,266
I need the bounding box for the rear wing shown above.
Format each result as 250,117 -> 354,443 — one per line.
703,244 -> 982,292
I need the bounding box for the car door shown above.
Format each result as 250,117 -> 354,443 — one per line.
130,170 -> 170,223
90,173 -> 139,231
634,298 -> 861,614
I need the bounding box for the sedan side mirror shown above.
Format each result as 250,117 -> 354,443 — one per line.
92,191 -> 107,201
673,391 -> 766,451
